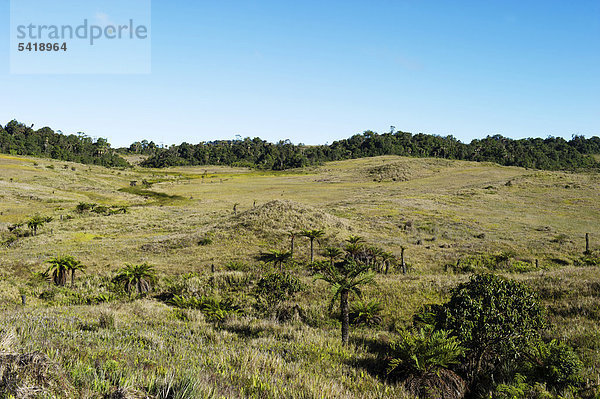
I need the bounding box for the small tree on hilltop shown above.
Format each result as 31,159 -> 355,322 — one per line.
314,259 -> 375,345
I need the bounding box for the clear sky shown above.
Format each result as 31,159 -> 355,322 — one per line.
1,0 -> 599,147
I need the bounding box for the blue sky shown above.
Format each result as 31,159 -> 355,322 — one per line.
1,0 -> 599,147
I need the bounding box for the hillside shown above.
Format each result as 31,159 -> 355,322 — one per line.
1,153 -> 599,398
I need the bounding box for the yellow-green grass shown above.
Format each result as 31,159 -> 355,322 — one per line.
1,153 -> 599,397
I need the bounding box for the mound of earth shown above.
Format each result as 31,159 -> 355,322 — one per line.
227,200 -> 354,235
366,159 -> 451,182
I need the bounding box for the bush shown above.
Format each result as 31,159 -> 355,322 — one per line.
224,261 -> 250,272
436,273 -> 546,393
168,295 -> 241,323
387,326 -> 466,399
495,374 -> 556,399
349,299 -> 383,327
528,340 -> 583,391
75,202 -> 96,213
253,272 -> 304,311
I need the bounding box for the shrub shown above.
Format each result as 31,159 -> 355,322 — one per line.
168,295 -> 241,323
349,299 -> 383,327
387,326 -> 466,399
527,340 -> 583,391
254,272 -> 304,311
112,263 -> 157,295
224,261 -> 250,272
92,205 -> 110,214
197,236 -> 213,246
98,312 -> 115,329
495,374 -> 555,399
436,273 -> 546,392
75,202 -> 96,213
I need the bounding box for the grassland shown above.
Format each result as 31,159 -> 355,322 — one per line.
1,153 -> 599,398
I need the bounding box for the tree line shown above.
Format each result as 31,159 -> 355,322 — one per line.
0,120 -> 129,167
2,120 -> 599,171
140,130 -> 600,171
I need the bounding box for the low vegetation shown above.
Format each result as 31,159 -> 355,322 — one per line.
0,152 -> 599,398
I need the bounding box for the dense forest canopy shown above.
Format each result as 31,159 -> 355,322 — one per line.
0,120 -> 129,167
138,131 -> 600,171
2,120 -> 599,171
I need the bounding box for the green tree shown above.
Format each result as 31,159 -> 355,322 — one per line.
45,255 -> 79,286
257,250 -> 292,271
301,229 -> 325,263
346,235 -> 364,245
314,259 -> 375,345
27,215 -> 52,235
322,247 -> 343,265
65,256 -> 85,287
436,273 -> 546,388
112,263 -> 157,295
349,299 -> 383,327
344,242 -> 363,260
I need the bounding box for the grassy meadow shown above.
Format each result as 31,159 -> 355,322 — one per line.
1,153 -> 599,398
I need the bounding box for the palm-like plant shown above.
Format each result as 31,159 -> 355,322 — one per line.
45,255 -> 73,286
387,326 -> 466,398
366,246 -> 385,270
46,255 -> 84,287
349,299 -> 383,327
344,242 -> 364,260
380,251 -> 397,274
257,250 -> 292,271
27,215 -> 52,236
322,247 -> 343,266
301,229 -> 325,263
346,235 -> 364,245
65,256 -> 85,287
314,259 -> 375,344
112,263 -> 157,295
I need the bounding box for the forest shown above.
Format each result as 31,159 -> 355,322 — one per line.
138,130 -> 600,171
2,120 -> 600,171
0,120 -> 129,168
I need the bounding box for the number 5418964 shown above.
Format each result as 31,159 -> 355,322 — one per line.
18,43 -> 67,51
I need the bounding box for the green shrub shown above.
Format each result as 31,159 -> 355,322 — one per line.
495,374 -> 555,399
436,273 -> 546,392
168,295 -> 241,323
527,340 -> 583,391
349,299 -> 383,327
254,272 -> 304,311
224,261 -> 250,272
197,236 -> 213,246
387,326 -> 465,377
98,312 -> 115,329
387,326 -> 467,398
75,202 -> 96,213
